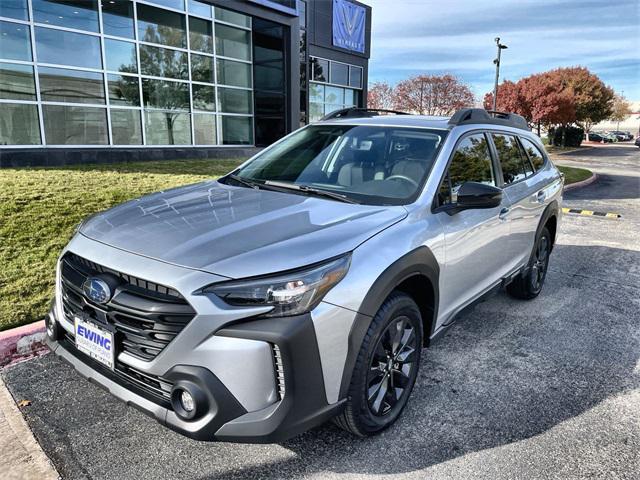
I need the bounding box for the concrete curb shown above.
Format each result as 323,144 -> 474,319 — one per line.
563,172 -> 598,192
0,376 -> 59,480
0,321 -> 48,367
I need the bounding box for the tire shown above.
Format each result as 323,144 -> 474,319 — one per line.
507,226 -> 552,300
334,292 -> 423,436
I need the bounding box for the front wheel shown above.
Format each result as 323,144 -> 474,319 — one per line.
507,226 -> 552,299
334,292 -> 423,436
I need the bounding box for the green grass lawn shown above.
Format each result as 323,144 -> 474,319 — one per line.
0,158 -> 243,331
557,165 -> 593,185
0,158 -> 594,331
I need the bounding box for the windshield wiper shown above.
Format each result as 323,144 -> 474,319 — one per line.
263,180 -> 359,204
224,174 -> 264,190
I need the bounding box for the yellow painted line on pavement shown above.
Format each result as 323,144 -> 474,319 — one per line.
562,207 -> 621,219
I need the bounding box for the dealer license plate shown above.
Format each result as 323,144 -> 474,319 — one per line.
74,317 -> 115,370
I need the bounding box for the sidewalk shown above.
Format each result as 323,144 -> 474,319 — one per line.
0,375 -> 59,480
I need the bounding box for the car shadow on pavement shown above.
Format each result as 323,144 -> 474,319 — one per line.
3,245 -> 639,480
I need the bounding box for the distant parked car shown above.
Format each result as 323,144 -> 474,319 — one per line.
602,132 -> 618,142
609,131 -> 630,141
635,137 -> 640,148
625,132 -> 634,140
587,132 -> 612,143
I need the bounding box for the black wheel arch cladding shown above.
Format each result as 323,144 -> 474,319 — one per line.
338,246 -> 439,400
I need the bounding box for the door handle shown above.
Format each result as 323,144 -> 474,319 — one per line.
536,190 -> 546,203
499,207 -> 510,220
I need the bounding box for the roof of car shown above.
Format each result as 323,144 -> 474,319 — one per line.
320,108 -> 531,132
324,114 -> 451,130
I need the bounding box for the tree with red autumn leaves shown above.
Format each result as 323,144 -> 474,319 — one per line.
484,67 -> 614,136
367,81 -> 396,110
393,74 -> 475,115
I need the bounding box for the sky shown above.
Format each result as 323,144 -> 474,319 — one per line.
359,0 -> 640,102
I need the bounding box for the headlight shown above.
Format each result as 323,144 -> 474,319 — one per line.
203,254 -> 351,317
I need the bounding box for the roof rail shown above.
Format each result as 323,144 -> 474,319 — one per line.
448,108 -> 530,131
321,107 -> 409,121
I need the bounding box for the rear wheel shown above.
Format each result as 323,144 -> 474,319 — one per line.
507,226 -> 552,299
334,292 -> 422,436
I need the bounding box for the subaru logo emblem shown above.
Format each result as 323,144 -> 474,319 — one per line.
82,277 -> 112,304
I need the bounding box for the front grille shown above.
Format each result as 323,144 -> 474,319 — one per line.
60,252 -> 196,361
59,252 -> 197,405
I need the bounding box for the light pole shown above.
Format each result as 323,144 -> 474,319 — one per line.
492,37 -> 508,112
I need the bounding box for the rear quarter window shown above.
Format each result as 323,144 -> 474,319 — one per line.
520,137 -> 546,171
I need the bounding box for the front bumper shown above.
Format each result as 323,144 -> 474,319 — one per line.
47,304 -> 344,443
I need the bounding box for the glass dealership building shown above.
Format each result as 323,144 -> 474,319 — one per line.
0,0 -> 371,166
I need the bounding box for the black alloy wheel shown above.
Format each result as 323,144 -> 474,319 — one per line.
507,226 -> 552,299
366,316 -> 418,416
334,292 -> 423,436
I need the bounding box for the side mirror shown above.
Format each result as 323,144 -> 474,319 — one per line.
456,181 -> 503,210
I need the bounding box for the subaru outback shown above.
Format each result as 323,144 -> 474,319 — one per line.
46,108 -> 562,442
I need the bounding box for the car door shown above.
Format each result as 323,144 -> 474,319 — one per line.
490,133 -> 547,267
435,132 -> 513,323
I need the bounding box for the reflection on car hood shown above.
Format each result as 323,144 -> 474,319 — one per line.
80,180 -> 408,278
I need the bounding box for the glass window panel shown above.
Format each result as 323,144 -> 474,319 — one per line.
520,137 -> 546,170
141,78 -> 189,110
324,86 -> 343,105
221,115 -> 252,145
144,110 -> 191,145
32,0 -> 99,32
35,27 -> 102,69
193,113 -> 216,145
0,103 -> 40,145
439,134 -> 495,204
0,0 -> 29,21
324,104 -> 342,116
309,102 -> 323,122
309,83 -> 324,103
330,62 -> 348,86
311,58 -> 328,82
107,74 -> 140,106
349,66 -> 362,89
299,0 -> 306,29
188,0 -> 212,18
0,62 -> 36,100
190,53 -> 213,83
0,21 -> 32,61
192,83 -> 215,111
253,64 -> 283,92
110,108 -> 142,144
492,133 -> 528,185
215,24 -> 250,61
188,16 -> 213,53
344,88 -> 357,107
214,7 -> 250,28
105,39 -> 137,73
216,59 -> 251,88
137,4 -> 186,48
102,0 -> 135,39
39,66 -> 105,104
43,105 -> 107,145
146,0 -> 184,10
140,44 -> 188,79
218,87 -> 252,114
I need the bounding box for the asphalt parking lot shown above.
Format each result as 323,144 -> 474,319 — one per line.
3,144 -> 639,480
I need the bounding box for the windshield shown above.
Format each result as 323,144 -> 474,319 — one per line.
224,125 -> 447,205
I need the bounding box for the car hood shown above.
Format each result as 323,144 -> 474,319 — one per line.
80,180 -> 408,278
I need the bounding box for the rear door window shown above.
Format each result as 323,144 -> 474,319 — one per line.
520,137 -> 546,171
492,133 -> 528,185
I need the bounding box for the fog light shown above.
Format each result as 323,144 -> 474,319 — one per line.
180,390 -> 195,413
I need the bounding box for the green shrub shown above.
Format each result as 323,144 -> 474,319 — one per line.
548,125 -> 584,147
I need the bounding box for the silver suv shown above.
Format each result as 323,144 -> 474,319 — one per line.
46,108 -> 563,442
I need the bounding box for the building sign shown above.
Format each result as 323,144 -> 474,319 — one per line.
332,0 -> 366,54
